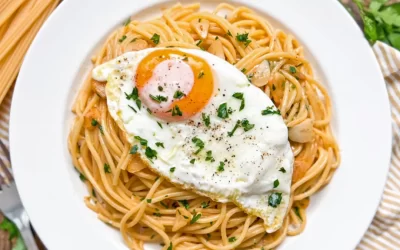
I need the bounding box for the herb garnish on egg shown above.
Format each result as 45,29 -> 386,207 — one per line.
125,87 -> 141,110
205,151 -> 215,162
134,136 -> 148,146
202,113 -> 210,127
149,94 -> 168,103
261,106 -> 281,115
217,162 -> 225,172
169,167 -> 175,173
192,137 -> 204,154
273,179 -> 280,188
268,193 -> 283,208
217,103 -> 229,119
155,142 -> 164,148
91,119 -> 98,126
201,201 -> 210,208
130,145 -> 138,154
145,147 -> 157,160
279,167 -> 286,173
228,237 -> 237,243
190,212 -> 201,224
170,105 -> 182,116
157,121 -> 163,129
232,92 -> 245,111
198,71 -> 205,79
173,90 -> 185,99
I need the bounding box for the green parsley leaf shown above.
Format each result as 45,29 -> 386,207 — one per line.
79,173 -> 86,182
217,103 -> 229,119
198,70 -> 205,79
241,68 -> 246,73
268,192 -> 282,208
289,66 -> 297,73
146,107 -> 152,114
151,33 -> 160,44
91,119 -> 98,126
124,18 -> 131,26
155,142 -> 164,148
119,35 -> 127,43
134,136 -> 148,146
173,90 -> 185,99
273,179 -> 280,188
125,87 -> 139,100
157,121 -> 163,129
130,145 -> 139,154
128,105 -> 137,113
205,151 -> 215,162
241,119 -> 255,132
145,147 -> 157,160
279,167 -> 286,173
192,137 -> 205,154
215,36 -> 219,40
190,159 -> 195,164
196,40 -> 202,46
98,125 -> 104,135
179,200 -> 190,209
167,242 -> 173,250
171,105 -> 182,116
217,162 -> 225,172
170,167 -> 176,173
232,92 -> 244,99
136,99 -> 142,110
190,212 -> 202,224
104,164 -> 111,173
228,237 -> 237,243
149,94 -> 168,103
294,206 -> 302,220
202,113 -> 210,127
236,32 -> 251,47
201,201 -> 210,208
261,106 -> 281,115
228,120 -> 241,137
227,30 -> 233,37
147,199 -> 152,203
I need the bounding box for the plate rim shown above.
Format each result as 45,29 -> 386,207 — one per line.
9,0 -> 392,249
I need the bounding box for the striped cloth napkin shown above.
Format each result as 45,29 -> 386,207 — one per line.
0,45 -> 398,249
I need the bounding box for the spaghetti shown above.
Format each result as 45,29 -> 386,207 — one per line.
68,3 -> 340,250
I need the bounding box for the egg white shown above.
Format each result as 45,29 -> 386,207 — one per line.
92,48 -> 294,232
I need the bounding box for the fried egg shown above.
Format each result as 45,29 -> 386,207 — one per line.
92,48 -> 294,233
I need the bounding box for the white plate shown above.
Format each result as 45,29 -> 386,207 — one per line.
10,0 -> 392,249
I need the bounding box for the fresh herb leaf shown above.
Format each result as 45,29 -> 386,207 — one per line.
215,36 -> 219,40
130,145 -> 139,154
228,120 -> 241,137
170,167 -> 176,173
124,18 -> 131,26
91,119 -> 98,126
202,113 -> 210,127
128,105 -> 137,113
217,162 -> 225,172
149,94 -> 168,103
268,192 -> 282,208
173,90 -> 185,99
147,199 -> 152,203
241,68 -> 246,73
227,30 -> 233,37
279,167 -> 286,173
190,212 -> 202,224
228,237 -> 237,243
205,151 -> 215,162
236,32 -> 251,47
192,137 -> 204,154
179,200 -> 190,209
289,66 -> 297,73
104,163 -> 111,173
171,105 -> 182,116
217,103 -> 229,119
190,159 -> 195,164
273,179 -> 280,188
261,106 -> 281,115
136,99 -> 142,110
157,121 -> 163,128
151,33 -> 160,44
134,136 -> 148,146
158,86 -> 163,91
232,92 -> 244,99
155,142 -> 164,148
119,35 -> 127,43
201,201 -> 210,208
145,147 -> 157,160
241,119 -> 255,132
153,212 -> 161,217
294,206 -> 302,220
146,107 -> 152,114
98,125 -> 104,135
125,87 -> 139,100
196,40 -> 203,46
79,173 -> 86,182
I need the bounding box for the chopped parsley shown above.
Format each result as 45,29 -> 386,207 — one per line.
173,90 -> 185,99
128,105 -> 137,113
190,212 -> 202,224
150,33 -> 160,44
273,179 -> 280,188
91,119 -> 98,126
294,207 -> 302,220
227,30 -> 233,37
146,108 -> 152,114
232,92 -> 245,111
247,73 -> 254,82
130,145 -> 139,154
261,106 -> 281,115
157,121 -> 163,129
215,36 -> 219,40
268,193 -> 282,208
228,237 -> 237,242
196,40 -> 202,46
241,119 -> 254,131
134,136 -> 148,146
217,103 -> 229,119
167,242 -> 172,250
79,173 -> 86,182
149,94 -> 168,103
124,18 -> 131,26
205,151 -> 215,162
289,66 -> 297,73
228,120 -> 241,137
118,35 -> 127,43
192,137 -> 205,154
198,71 -> 205,79
170,167 -> 176,173
236,32 -> 251,47
279,167 -> 286,173
202,113 -> 210,127
155,142 -> 164,148
217,162 -> 225,172
241,68 -> 246,73
145,147 -> 157,160
104,164 -> 111,173
161,201 -> 169,208
179,200 -> 189,209
158,86 -> 163,91
125,87 -> 141,110
201,201 -> 210,208
170,105 -> 182,116
190,159 -> 195,164
146,199 -> 152,203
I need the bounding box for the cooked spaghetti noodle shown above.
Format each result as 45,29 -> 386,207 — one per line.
68,3 -> 340,250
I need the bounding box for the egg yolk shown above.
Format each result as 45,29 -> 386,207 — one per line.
135,49 -> 214,121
